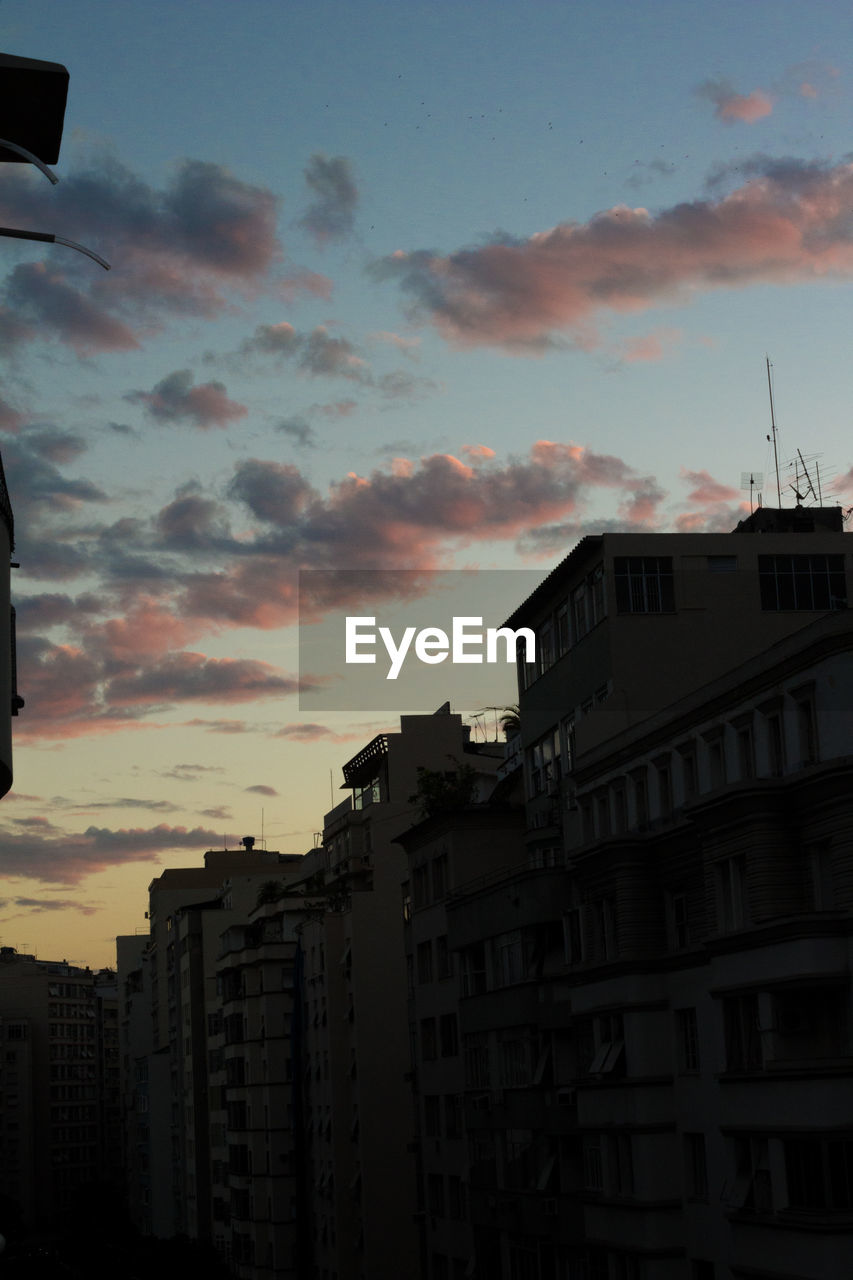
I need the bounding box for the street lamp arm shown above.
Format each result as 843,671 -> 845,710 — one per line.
0,138 -> 58,183
0,225 -> 110,269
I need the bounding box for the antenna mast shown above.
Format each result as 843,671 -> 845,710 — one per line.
766,357 -> 782,506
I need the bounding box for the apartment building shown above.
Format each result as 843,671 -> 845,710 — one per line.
214,888 -> 314,1278
298,708 -> 503,1280
442,510 -> 853,1280
0,946 -> 117,1228
394,754 -> 526,1280
118,841 -> 304,1245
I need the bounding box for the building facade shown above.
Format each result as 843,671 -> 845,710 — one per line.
441,512 -> 853,1280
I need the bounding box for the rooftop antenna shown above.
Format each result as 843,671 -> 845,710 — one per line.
765,356 -> 782,507
791,448 -> 817,506
740,471 -> 764,514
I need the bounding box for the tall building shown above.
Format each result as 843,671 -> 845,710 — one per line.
118,841 -> 304,1244
394,745 -> 526,1280
0,946 -> 116,1229
298,709 -> 503,1280
440,511 -> 853,1280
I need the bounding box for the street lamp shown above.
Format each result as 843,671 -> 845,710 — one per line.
0,50 -> 110,268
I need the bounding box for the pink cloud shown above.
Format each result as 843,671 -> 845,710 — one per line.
698,79 -> 774,123
619,327 -> 682,363
460,444 -> 496,462
374,157 -> 853,350
126,370 -> 247,428
277,269 -> 334,302
681,468 -> 741,505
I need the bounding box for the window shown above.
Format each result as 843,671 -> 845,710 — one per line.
612,781 -> 627,832
500,1036 -> 531,1087
537,617 -> 555,675
588,1013 -> 624,1075
608,1132 -> 634,1195
771,985 -> 848,1060
685,1133 -> 708,1200
436,934 -> 452,979
528,728 -> 561,796
764,709 -> 785,777
563,906 -> 585,965
561,717 -> 575,774
614,556 -> 674,613
792,686 -> 818,765
735,722 -> 755,780
592,897 -> 617,961
758,554 -> 846,611
705,731 -> 726,788
723,994 -> 762,1071
785,1136 -> 853,1211
631,768 -> 648,826
582,1135 -> 604,1190
432,854 -> 448,900
427,1173 -> 445,1217
420,1018 -> 437,1061
594,789 -> 611,838
495,930 -> 524,986
668,892 -> 691,950
413,864 -> 430,909
417,941 -> 433,985
439,1014 -> 458,1058
730,1136 -> 772,1214
708,555 -> 737,573
676,1007 -> 700,1073
444,1093 -> 463,1139
459,943 -> 486,996
447,1174 -> 466,1220
571,563 -> 606,641
716,856 -> 746,932
464,1033 -> 490,1088
556,603 -> 570,657
680,746 -> 698,799
655,756 -> 672,813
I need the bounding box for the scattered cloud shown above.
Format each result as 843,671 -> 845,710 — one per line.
372,157 -> 853,351
276,416 -> 317,448
674,467 -> 746,531
0,821 -> 227,883
126,369 -> 248,428
618,327 -> 682,363
246,784 -> 278,796
0,896 -> 98,915
298,154 -> 358,245
0,155 -> 282,352
697,79 -> 774,123
238,321 -> 369,382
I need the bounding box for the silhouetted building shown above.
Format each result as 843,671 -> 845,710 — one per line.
439,515 -> 853,1280
0,947 -> 115,1228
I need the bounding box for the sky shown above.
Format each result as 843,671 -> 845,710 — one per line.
1,0 -> 852,967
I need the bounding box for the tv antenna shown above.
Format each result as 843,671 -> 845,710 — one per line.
740,471 -> 764,514
765,357 -> 782,506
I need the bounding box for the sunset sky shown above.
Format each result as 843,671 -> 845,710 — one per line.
1,1 -> 852,967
